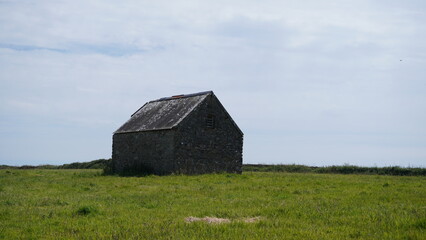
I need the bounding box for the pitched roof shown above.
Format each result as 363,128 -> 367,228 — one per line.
114,91 -> 212,134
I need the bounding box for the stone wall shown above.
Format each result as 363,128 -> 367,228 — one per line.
174,94 -> 243,174
112,130 -> 175,175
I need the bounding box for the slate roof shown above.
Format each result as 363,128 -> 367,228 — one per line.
114,91 -> 212,134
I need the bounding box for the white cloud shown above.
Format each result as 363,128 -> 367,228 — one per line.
0,0 -> 425,166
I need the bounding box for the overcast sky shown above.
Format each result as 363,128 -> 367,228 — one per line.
1,0 -> 425,167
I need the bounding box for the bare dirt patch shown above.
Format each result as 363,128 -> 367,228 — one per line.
185,216 -> 263,224
185,216 -> 231,224
243,216 -> 262,223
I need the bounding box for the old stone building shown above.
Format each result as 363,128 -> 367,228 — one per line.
112,91 -> 243,175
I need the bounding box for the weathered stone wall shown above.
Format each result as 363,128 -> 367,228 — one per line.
174,94 -> 243,174
112,130 -> 175,175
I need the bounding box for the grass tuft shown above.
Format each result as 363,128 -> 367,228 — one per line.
414,218 -> 426,229
76,206 -> 97,216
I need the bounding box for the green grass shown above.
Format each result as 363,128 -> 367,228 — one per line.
0,169 -> 425,239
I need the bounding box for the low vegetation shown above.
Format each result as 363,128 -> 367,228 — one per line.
0,159 -> 110,170
2,159 -> 425,176
243,164 -> 426,176
0,169 -> 425,239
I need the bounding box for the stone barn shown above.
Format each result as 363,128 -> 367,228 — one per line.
112,91 -> 243,175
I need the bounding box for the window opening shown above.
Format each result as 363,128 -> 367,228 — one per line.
206,114 -> 215,129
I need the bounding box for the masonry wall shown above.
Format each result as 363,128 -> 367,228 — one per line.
174,94 -> 243,174
112,130 -> 175,175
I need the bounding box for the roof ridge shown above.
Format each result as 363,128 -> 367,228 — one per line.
150,91 -> 213,103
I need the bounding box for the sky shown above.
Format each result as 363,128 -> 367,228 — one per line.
1,0 -> 425,167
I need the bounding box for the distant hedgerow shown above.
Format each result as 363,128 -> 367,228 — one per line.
242,164 -> 426,176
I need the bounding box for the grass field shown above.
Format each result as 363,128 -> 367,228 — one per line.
0,169 -> 425,239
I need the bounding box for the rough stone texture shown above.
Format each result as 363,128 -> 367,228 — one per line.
174,94 -> 243,174
112,130 -> 175,175
112,91 -> 243,175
